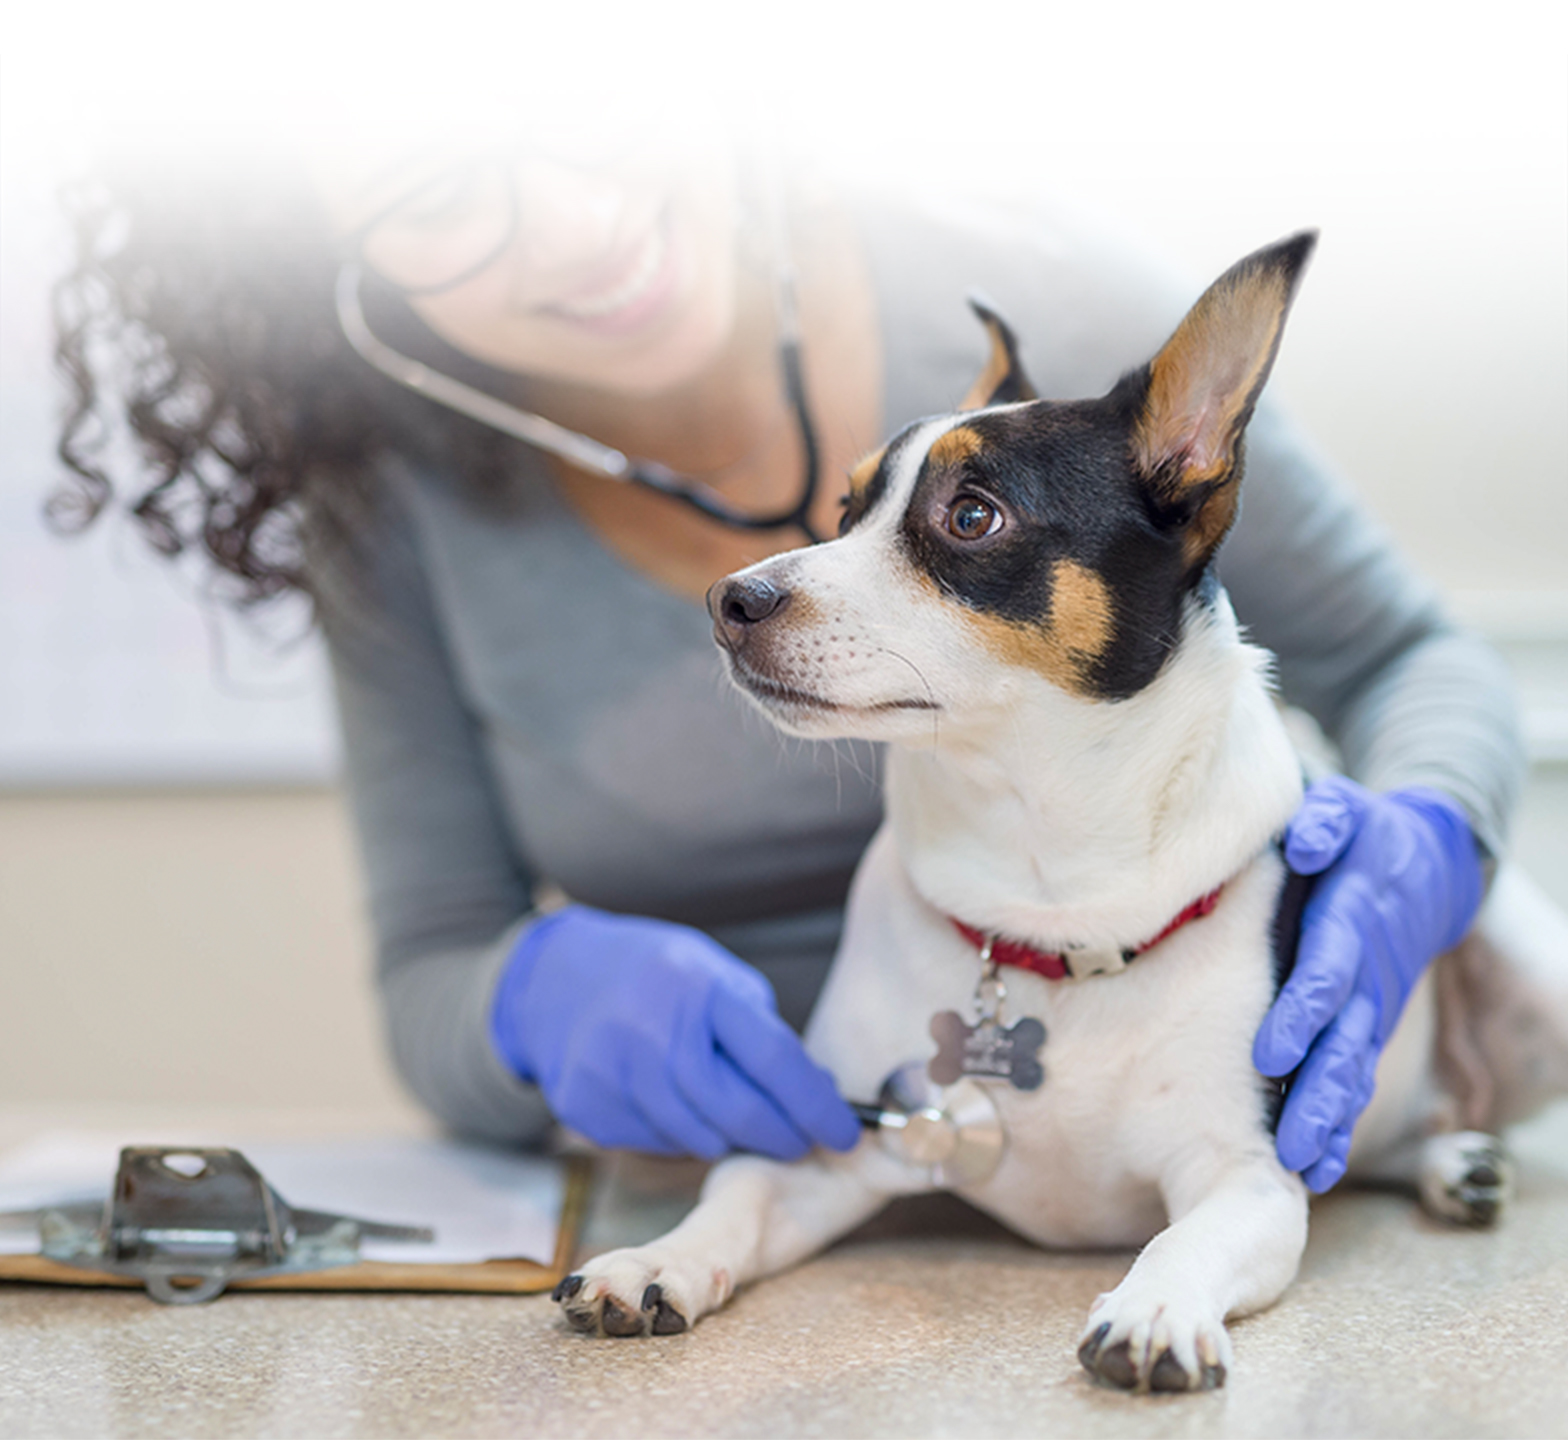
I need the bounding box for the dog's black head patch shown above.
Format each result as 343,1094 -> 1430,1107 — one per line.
877,233 -> 1317,702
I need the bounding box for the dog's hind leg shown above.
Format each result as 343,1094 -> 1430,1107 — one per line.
1444,866 -> 1568,1131
1390,946 -> 1516,1227
1349,866 -> 1568,1225
554,1145 -> 900,1337
1077,1155 -> 1307,1392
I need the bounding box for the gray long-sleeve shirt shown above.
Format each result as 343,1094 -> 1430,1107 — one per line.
316,193 -> 1526,1143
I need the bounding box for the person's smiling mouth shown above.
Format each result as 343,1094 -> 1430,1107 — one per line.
543,217 -> 677,335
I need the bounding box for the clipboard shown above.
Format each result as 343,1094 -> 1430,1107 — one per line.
0,1135 -> 592,1305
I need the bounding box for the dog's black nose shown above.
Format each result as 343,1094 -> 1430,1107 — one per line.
708,574 -> 791,651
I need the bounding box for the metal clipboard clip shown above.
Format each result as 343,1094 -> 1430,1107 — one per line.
35,1146 -> 434,1304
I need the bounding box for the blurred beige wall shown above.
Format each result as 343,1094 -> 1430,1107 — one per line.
0,788 -> 411,1113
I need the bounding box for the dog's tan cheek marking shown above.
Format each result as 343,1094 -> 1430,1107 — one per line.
951,559 -> 1115,695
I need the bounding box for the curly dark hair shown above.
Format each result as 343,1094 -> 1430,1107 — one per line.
52,149 -> 514,605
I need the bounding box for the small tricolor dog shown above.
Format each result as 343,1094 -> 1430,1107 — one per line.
555,235 -> 1568,1391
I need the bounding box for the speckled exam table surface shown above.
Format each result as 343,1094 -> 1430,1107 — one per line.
2,1102 -> 1567,1440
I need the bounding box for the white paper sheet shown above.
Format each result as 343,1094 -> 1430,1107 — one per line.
0,1130 -> 565,1266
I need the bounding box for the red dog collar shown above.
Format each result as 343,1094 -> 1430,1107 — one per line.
952,886 -> 1223,981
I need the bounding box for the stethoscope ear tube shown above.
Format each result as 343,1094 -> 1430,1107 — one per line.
334,227 -> 827,544
335,265 -> 637,479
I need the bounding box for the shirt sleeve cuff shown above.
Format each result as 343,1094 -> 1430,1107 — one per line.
378,915 -> 559,1147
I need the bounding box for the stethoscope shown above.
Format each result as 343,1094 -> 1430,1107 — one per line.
849,1063 -> 1006,1187
333,177 -> 828,544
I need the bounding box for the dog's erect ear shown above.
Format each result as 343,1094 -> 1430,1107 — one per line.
959,296 -> 1038,410
1132,231 -> 1316,566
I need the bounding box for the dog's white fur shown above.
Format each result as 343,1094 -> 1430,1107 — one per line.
559,382 -> 1567,1391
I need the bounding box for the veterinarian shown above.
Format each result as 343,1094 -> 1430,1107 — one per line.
55,131 -> 1525,1194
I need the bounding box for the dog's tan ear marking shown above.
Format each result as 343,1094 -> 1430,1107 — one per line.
959,297 -> 1038,411
1134,232 -> 1316,565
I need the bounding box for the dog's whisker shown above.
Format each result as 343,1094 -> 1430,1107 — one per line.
875,645 -> 941,749
833,736 -> 878,793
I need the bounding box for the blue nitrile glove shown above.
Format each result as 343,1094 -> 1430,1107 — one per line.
489,905 -> 861,1161
1254,777 -> 1485,1192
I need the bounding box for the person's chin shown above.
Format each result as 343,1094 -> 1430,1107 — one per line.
614,291 -> 736,394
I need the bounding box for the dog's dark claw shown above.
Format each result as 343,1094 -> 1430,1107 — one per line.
600,1297 -> 644,1337
1459,1151 -> 1505,1226
633,1283 -> 686,1333
552,1274 -> 584,1303
1149,1349 -> 1190,1392
1080,1325 -> 1224,1391
1077,1321 -> 1110,1372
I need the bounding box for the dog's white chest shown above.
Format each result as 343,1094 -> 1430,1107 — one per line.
965,985 -> 1232,1246
808,828 -> 1286,1249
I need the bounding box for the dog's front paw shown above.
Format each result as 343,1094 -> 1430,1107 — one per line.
1077,1289 -> 1230,1393
1419,1131 -> 1513,1227
552,1247 -> 729,1338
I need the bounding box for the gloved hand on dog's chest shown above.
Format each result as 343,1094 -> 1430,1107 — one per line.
1255,777 -> 1485,1193
489,905 -> 862,1160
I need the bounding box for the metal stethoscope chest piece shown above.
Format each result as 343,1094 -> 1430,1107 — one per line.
848,936 -> 1048,1187
853,1062 -> 1006,1188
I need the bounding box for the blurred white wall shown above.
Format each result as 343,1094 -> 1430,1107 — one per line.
0,0 -> 1563,1110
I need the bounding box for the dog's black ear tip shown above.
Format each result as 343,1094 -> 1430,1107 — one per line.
966,291 -> 1003,325
958,290 -> 1037,407
964,292 -> 1023,353
1218,230 -> 1317,306
1263,229 -> 1319,281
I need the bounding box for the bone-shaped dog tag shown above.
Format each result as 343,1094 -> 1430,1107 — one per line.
929,1010 -> 1045,1091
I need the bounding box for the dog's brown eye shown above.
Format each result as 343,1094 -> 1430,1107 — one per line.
946,495 -> 1000,541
